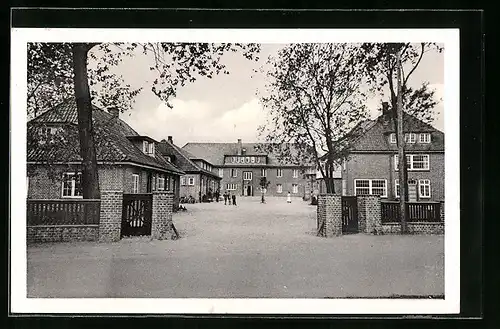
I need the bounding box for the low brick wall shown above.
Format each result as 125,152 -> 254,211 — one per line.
27,225 -> 99,244
99,191 -> 123,243
152,191 -> 175,240
381,222 -> 444,235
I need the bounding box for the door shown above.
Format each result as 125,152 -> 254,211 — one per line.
121,193 -> 153,237
146,172 -> 153,193
246,185 -> 253,196
341,196 -> 359,234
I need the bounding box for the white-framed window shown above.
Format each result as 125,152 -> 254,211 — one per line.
292,184 -> 298,194
188,177 -> 195,186
419,133 -> 431,143
231,169 -> 238,177
395,179 -> 400,198
143,141 -> 155,156
226,183 -> 237,191
166,176 -> 171,191
218,168 -> 224,177
251,157 -> 255,163
158,176 -> 165,191
276,184 -> 283,193
354,179 -> 387,197
245,157 -> 250,163
243,171 -> 253,180
261,168 -> 267,177
256,157 -> 261,163
232,157 -> 236,163
180,177 -> 186,186
277,168 -> 283,177
61,172 -> 83,198
293,169 -> 299,178
418,179 -> 431,198
389,133 -> 397,143
132,174 -> 139,193
394,154 -> 430,171
404,133 -> 417,143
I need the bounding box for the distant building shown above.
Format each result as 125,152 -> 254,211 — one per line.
182,139 -> 315,198
158,136 -> 221,203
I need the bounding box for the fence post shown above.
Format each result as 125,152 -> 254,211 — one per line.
152,191 -> 175,240
317,194 -> 342,237
99,191 -> 123,242
357,196 -> 367,233
440,201 -> 445,222
365,195 -> 382,234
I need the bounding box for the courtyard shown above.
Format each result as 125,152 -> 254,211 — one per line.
27,196 -> 444,298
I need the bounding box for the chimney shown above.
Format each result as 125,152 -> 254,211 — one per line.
108,107 -> 119,119
167,136 -> 173,144
382,102 -> 390,115
237,138 -> 242,155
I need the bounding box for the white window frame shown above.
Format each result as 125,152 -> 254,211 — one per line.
394,179 -> 400,198
226,183 -> 237,191
231,169 -> 238,177
354,179 -> 388,197
142,141 -> 148,153
148,142 -> 155,156
166,176 -> 171,191
276,184 -> 283,193
188,177 -> 195,186
389,133 -> 397,144
243,171 -> 253,181
158,176 -> 165,191
293,169 -> 299,178
277,168 -> 283,178
394,154 -> 430,171
61,172 -> 83,198
251,157 -> 255,163
180,177 -> 186,186
292,184 -> 298,194
261,168 -> 267,177
132,174 -> 139,194
418,179 -> 431,198
419,133 -> 431,143
218,168 -> 224,178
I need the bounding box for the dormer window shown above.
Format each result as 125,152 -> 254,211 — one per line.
389,133 -> 396,144
404,133 -> 416,143
419,133 -> 431,143
143,140 -> 155,157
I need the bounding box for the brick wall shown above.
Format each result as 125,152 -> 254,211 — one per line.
357,196 -> 367,233
151,191 -> 175,240
27,225 -> 98,244
381,223 -> 444,235
362,195 -> 382,234
99,191 -> 123,242
317,194 -> 342,237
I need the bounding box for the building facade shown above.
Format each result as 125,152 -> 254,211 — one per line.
341,107 -> 445,202
182,139 -> 314,198
27,99 -> 185,206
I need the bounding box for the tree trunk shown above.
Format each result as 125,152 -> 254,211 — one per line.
72,43 -> 100,199
324,176 -> 336,194
396,50 -> 408,234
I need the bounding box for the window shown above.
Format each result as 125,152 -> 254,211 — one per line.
389,133 -> 397,143
180,177 -> 186,186
143,141 -> 155,156
153,175 -> 157,191
394,154 -> 430,171
245,157 -> 250,163
243,171 -> 253,180
292,184 -> 298,194
132,174 -> 139,193
276,184 -> 283,193
293,169 -> 299,178
261,168 -> 267,177
226,183 -> 238,191
188,177 -> 195,185
419,179 -> 431,198
256,157 -> 261,163
395,179 -> 400,198
419,133 -> 431,143
166,177 -> 171,191
354,179 -> 387,197
158,176 -> 165,191
251,157 -> 255,163
62,172 -> 83,198
218,168 -> 224,177
404,133 -> 416,143
232,157 -> 236,163
277,168 -> 283,177
231,169 -> 238,177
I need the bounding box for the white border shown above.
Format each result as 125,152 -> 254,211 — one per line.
10,28 -> 460,314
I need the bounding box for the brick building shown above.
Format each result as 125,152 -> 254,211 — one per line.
158,136 -> 221,202
341,105 -> 445,202
182,139 -> 314,198
27,99 -> 185,206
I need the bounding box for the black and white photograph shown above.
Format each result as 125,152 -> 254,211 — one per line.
10,24 -> 461,314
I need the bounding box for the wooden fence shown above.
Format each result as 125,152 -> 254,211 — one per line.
381,201 -> 442,223
27,199 -> 101,226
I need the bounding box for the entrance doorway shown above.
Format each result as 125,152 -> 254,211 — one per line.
245,185 -> 253,196
341,196 -> 358,234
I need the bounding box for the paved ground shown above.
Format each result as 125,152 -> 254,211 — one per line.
27,196 -> 444,298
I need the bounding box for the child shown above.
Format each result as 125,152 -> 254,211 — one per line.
287,191 -> 292,203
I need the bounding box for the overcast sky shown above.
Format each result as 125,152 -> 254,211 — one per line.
110,44 -> 444,147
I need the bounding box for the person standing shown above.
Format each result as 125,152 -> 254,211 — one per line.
215,189 -> 220,203
232,193 -> 237,206
223,191 -> 228,205
287,191 -> 292,203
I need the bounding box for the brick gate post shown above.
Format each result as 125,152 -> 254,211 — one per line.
152,191 -> 174,240
317,194 -> 342,237
364,195 -> 382,234
357,196 -> 367,233
99,191 -> 123,242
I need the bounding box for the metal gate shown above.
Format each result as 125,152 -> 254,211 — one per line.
341,196 -> 358,233
121,193 -> 153,238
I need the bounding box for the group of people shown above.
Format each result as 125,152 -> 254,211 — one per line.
222,191 -> 237,206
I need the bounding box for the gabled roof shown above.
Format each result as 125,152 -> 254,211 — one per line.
181,142 -> 313,167
350,112 -> 445,152
157,140 -> 221,179
27,99 -> 185,175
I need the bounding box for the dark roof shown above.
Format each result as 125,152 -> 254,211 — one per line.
157,140 -> 221,179
181,142 -> 312,167
350,112 -> 445,152
28,99 -> 185,175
